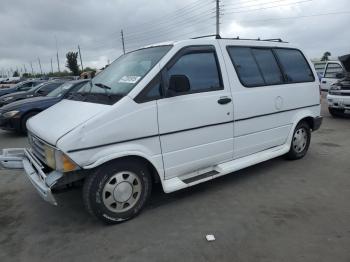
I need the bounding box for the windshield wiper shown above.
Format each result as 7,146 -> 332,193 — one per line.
94,83 -> 111,90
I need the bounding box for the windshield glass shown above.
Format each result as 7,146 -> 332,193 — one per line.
74,45 -> 172,104
47,82 -> 74,97
28,82 -> 46,92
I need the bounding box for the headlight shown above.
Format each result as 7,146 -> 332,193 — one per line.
3,96 -> 13,101
330,84 -> 341,90
43,144 -> 79,172
3,110 -> 19,118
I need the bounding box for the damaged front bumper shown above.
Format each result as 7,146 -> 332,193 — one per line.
0,148 -> 63,205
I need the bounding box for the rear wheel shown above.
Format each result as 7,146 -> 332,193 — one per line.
328,107 -> 345,117
83,159 -> 152,224
20,111 -> 39,133
286,121 -> 311,160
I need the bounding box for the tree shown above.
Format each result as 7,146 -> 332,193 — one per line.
321,51 -> 331,61
13,71 -> 19,77
66,51 -> 80,75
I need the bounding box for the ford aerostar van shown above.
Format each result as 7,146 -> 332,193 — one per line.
0,36 -> 322,223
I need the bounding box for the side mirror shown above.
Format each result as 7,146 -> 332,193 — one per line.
167,75 -> 190,97
336,72 -> 345,79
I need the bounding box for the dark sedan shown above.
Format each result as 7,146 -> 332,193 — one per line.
0,80 -> 67,107
0,80 -> 44,97
0,80 -> 88,133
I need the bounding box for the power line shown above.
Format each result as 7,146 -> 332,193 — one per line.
223,0 -> 312,15
232,10 -> 350,24
124,7 -> 216,39
123,0 -> 213,31
223,0 -> 302,11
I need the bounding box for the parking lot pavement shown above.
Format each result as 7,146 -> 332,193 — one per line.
1,98 -> 350,262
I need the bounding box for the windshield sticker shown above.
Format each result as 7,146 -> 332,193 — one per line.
118,76 -> 141,84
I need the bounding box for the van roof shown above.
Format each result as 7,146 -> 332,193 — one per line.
142,35 -> 292,50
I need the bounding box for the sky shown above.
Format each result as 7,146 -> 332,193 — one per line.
0,0 -> 349,75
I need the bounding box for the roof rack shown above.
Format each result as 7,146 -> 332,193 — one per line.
191,34 -> 221,39
191,35 -> 288,43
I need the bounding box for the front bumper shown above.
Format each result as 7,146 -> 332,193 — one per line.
0,115 -> 21,131
0,148 -> 63,205
327,94 -> 350,110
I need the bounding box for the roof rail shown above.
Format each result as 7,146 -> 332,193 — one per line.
190,35 -> 288,43
191,34 -> 221,39
262,38 -> 286,43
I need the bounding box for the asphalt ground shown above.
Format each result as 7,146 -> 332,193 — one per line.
0,96 -> 349,262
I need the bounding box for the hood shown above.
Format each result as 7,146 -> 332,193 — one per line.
0,90 -> 28,101
27,99 -> 110,145
0,96 -> 58,111
339,54 -> 350,73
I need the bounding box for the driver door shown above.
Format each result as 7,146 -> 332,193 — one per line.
156,45 -> 234,179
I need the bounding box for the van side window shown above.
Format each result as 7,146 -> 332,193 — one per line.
227,47 -> 265,87
227,47 -> 283,87
167,51 -> 223,94
324,63 -> 343,78
252,49 -> 284,85
274,49 -> 314,83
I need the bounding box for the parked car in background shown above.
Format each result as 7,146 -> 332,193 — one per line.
313,61 -> 327,76
327,54 -> 350,117
0,80 -> 66,107
0,80 -> 44,97
318,61 -> 345,91
0,80 -> 88,133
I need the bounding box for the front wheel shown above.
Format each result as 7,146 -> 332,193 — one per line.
83,159 -> 152,224
285,121 -> 311,160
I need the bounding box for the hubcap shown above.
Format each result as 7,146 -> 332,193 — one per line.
102,171 -> 142,213
292,127 -> 308,153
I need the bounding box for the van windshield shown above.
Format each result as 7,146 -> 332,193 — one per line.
73,45 -> 172,104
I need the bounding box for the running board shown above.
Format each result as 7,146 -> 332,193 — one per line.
162,144 -> 290,193
182,170 -> 219,184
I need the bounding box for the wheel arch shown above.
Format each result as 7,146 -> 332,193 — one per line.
21,109 -> 42,130
82,153 -> 163,185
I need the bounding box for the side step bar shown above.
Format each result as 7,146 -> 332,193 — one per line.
182,170 -> 219,184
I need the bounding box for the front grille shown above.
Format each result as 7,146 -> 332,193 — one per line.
28,133 -> 47,165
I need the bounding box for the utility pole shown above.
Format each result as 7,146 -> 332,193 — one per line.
55,35 -> 61,72
78,45 -> 84,71
216,0 -> 220,36
38,57 -> 43,75
121,30 -> 125,54
50,58 -> 54,74
23,64 -> 27,73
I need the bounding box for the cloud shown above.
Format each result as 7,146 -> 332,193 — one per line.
0,0 -> 349,75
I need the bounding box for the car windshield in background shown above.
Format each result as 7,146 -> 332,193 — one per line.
74,45 -> 172,104
47,82 -> 73,97
28,82 -> 46,92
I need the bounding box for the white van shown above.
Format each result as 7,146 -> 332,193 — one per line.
0,36 -> 322,223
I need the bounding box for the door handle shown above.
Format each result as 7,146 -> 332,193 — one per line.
217,97 -> 232,105
322,80 -> 327,84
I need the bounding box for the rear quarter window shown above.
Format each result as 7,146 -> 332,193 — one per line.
274,48 -> 315,83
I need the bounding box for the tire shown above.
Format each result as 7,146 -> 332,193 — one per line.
20,111 -> 39,133
285,121 -> 311,160
328,107 -> 345,117
83,159 -> 152,224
